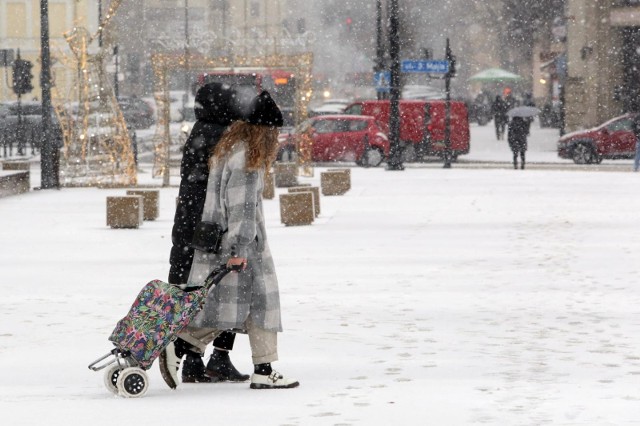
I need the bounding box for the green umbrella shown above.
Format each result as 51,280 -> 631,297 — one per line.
468,68 -> 523,82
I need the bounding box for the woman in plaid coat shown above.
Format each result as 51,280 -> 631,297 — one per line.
168,91 -> 299,390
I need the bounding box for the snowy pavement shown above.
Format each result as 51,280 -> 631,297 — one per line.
1,123 -> 640,425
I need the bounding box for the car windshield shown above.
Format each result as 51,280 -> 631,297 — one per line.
606,118 -> 633,132
347,120 -> 368,132
343,104 -> 361,115
312,119 -> 354,133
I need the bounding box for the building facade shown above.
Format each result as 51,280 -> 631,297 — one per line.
563,0 -> 640,131
0,0 -> 99,102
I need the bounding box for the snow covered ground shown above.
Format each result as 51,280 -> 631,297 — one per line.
1,123 -> 640,425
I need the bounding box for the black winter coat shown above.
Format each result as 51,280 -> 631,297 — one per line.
507,117 -> 529,153
168,83 -> 239,284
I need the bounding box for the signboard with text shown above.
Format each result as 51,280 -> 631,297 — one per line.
401,60 -> 449,74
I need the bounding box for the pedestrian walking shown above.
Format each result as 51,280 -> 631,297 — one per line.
503,87 -> 518,111
160,82 -> 248,388
492,95 -> 508,140
508,116 -> 529,169
162,90 -> 299,390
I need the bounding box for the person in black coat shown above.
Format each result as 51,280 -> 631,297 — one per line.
492,95 -> 508,140
161,82 -> 250,388
507,116 -> 529,169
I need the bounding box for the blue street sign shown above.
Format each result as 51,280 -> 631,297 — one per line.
401,60 -> 449,74
374,71 -> 391,92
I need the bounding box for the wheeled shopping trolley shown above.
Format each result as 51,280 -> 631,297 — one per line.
88,265 -> 237,397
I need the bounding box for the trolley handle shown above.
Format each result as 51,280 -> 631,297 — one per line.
202,264 -> 242,290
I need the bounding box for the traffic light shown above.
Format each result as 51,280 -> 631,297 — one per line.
12,58 -> 34,95
346,17 -> 353,32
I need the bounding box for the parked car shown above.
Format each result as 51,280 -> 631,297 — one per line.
117,96 -> 155,129
308,99 -> 351,117
277,114 -> 389,167
343,99 -> 470,162
557,113 -> 638,164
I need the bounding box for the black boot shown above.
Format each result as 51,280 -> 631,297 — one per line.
205,349 -> 250,382
181,352 -> 213,383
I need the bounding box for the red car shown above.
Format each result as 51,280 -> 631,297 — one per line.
277,115 -> 389,167
557,113 -> 638,164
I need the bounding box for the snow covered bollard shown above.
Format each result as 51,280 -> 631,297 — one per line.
106,196 -> 144,229
126,190 -> 159,221
321,169 -> 350,196
279,192 -> 315,226
274,162 -> 298,188
288,186 -> 320,217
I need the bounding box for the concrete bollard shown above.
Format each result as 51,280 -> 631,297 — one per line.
263,171 -> 275,200
107,196 -> 144,229
274,162 -> 298,188
126,189 -> 160,220
321,170 -> 350,196
1,161 -> 30,171
288,186 -> 320,217
326,168 -> 351,190
0,171 -> 29,198
279,192 -> 314,226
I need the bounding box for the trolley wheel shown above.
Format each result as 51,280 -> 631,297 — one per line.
103,364 -> 124,395
116,367 -> 149,398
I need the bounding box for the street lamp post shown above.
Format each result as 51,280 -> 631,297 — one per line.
183,0 -> 190,114
375,0 -> 385,101
39,0 -> 58,189
98,0 -> 103,48
443,38 -> 453,169
386,0 -> 404,171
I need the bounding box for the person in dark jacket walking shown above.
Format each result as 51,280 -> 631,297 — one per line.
492,95 -> 508,140
160,82 -> 250,388
163,90 -> 299,390
508,116 -> 529,169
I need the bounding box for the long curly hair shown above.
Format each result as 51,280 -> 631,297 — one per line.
210,121 -> 279,171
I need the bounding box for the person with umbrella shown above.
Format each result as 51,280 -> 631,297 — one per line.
506,106 -> 539,169
507,116 -> 529,169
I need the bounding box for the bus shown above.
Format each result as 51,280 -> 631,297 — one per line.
196,68 -> 297,127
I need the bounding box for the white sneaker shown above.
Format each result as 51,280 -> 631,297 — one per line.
250,371 -> 299,389
158,341 -> 181,389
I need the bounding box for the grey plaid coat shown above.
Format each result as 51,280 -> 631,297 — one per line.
187,142 -> 282,332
